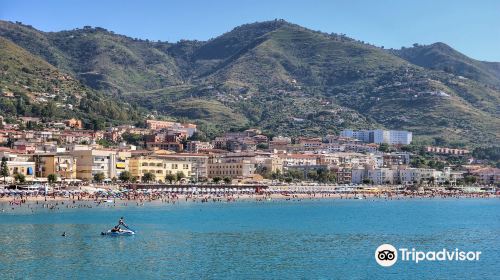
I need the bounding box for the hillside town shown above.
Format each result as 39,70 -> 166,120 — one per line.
0,117 -> 498,191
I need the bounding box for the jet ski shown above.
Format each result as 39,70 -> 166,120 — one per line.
101,229 -> 135,236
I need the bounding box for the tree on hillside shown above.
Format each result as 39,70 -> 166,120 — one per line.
121,133 -> 144,146
378,143 -> 390,153
256,143 -> 269,150
1,157 -> 9,183
188,131 -> 208,142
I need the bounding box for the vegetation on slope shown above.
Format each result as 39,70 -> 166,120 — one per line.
0,20 -> 498,146
0,36 -> 141,129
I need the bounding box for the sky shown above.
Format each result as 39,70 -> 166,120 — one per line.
1,0 -> 499,61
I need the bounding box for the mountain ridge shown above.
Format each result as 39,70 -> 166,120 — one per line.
0,19 -> 498,146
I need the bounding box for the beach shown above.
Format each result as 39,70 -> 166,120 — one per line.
1,186 -> 497,213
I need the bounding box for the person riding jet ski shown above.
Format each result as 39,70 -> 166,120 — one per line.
110,225 -> 121,232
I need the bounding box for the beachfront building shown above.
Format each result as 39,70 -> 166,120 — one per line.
0,150 -> 35,182
443,167 -> 464,185
207,155 -> 257,180
351,167 -> 396,184
129,156 -> 192,182
33,154 -> 77,179
5,160 -> 35,182
261,157 -> 285,173
155,153 -> 208,181
398,168 -> 445,185
351,167 -> 365,184
470,167 -> 500,185
71,149 -> 124,181
115,151 -> 131,179
341,129 -> 412,145
129,157 -> 165,182
366,168 -> 396,185
351,167 -> 454,185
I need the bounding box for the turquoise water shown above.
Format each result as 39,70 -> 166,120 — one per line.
0,199 -> 499,279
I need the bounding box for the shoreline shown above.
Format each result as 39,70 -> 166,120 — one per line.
1,191 -> 497,203
1,192 -> 497,213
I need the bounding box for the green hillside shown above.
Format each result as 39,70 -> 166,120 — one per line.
393,42 -> 500,88
0,22 -> 184,95
0,36 -> 141,128
0,20 -> 498,146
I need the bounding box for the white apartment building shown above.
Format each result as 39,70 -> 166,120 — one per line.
341,129 -> 412,145
398,168 -> 444,184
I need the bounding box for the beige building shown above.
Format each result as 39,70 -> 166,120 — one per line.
207,156 -> 256,180
71,149 -> 130,181
471,168 -> 499,185
34,154 -> 77,179
0,151 -> 35,181
129,156 -> 192,182
262,157 -> 284,173
156,153 -> 208,181
115,151 -> 131,179
5,161 -> 36,181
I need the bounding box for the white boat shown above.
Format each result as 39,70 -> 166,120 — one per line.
101,229 -> 135,236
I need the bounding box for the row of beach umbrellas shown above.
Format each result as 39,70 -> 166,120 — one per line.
133,187 -> 255,193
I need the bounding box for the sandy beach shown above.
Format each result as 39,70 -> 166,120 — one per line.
1,189 -> 497,205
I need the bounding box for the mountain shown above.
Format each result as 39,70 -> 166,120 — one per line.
0,20 -> 498,146
0,36 -> 141,128
393,42 -> 500,88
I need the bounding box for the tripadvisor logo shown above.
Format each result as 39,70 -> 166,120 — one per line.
375,244 -> 482,267
375,244 -> 398,267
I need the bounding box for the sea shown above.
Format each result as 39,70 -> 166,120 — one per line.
0,198 -> 498,279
